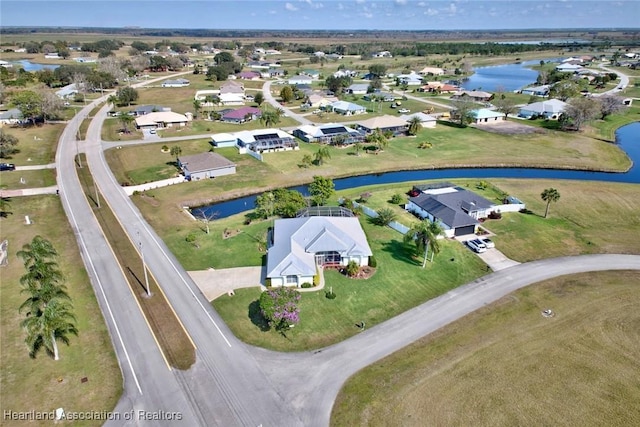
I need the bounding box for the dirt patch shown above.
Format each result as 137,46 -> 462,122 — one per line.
473,121 -> 544,135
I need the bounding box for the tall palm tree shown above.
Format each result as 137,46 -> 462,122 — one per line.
119,114 -> 135,134
22,298 -> 78,360
540,188 -> 561,218
353,141 -> 362,156
192,99 -> 202,119
407,116 -> 422,136
16,235 -> 58,268
314,146 -> 331,166
260,109 -> 281,127
404,219 -> 443,268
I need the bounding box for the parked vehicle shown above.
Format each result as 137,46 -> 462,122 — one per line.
397,108 -> 410,113
467,239 -> 487,253
0,163 -> 16,171
479,237 -> 495,248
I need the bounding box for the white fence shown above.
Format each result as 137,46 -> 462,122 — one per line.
351,201 -> 410,235
246,149 -> 264,162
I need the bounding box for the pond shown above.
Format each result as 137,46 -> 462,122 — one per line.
461,59 -> 554,92
192,121 -> 640,220
12,60 -> 60,72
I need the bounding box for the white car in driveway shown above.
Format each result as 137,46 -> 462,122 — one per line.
467,239 -> 487,253
479,237 -> 495,248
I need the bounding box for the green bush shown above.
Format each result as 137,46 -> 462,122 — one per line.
325,290 -> 336,299
313,271 -> 320,286
185,233 -> 196,244
390,193 -> 404,204
369,255 -> 377,268
301,282 -> 313,288
346,261 -> 359,277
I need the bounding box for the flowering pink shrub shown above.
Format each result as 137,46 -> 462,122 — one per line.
259,287 -> 301,331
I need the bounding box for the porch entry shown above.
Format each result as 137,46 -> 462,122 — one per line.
315,251 -> 341,266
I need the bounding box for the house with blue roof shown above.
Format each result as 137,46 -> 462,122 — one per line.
469,108 -> 504,125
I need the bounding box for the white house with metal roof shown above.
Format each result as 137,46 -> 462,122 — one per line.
135,111 -> 189,129
518,99 -> 567,120
266,216 -> 373,287
328,100 -> 367,116
469,108 -> 504,125
292,123 -> 364,144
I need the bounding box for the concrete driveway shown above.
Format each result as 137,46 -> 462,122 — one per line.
455,234 -> 520,271
188,266 -> 264,300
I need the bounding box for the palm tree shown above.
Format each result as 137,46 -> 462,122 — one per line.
404,219 -> 443,268
119,114 -> 135,134
407,116 -> 422,136
22,298 -> 78,360
353,141 -> 362,156
314,146 -> 331,165
260,108 -> 281,127
540,188 -> 561,218
170,145 -> 182,161
192,99 -> 202,119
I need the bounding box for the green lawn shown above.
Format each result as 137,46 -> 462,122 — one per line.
477,179 -> 640,262
0,168 -> 57,189
213,219 -> 487,351
332,270 -> 640,427
0,196 -> 122,427
1,123 -> 64,165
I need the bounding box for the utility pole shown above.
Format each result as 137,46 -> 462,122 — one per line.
137,231 -> 151,297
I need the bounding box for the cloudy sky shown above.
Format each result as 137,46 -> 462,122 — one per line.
1,0 -> 638,30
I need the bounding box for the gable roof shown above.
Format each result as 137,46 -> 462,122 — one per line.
521,99 -> 567,114
178,152 -> 235,173
356,115 -> 408,130
220,80 -> 245,94
400,112 -> 437,123
330,100 -> 366,112
222,106 -> 261,120
0,108 -> 22,120
267,217 -> 372,278
470,108 -> 503,119
135,111 -> 188,127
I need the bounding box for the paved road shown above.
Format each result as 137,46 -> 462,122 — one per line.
251,254 -> 640,426
595,65 -> 630,96
262,80 -> 313,125
53,72 -> 640,427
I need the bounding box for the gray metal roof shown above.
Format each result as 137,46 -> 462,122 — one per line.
178,152 -> 235,174
266,217 -> 372,278
409,186 -> 494,228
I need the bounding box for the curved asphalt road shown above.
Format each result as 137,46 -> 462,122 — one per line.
54,72 -> 640,426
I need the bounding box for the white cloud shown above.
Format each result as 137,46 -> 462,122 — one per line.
395,0 -> 408,5
337,3 -> 344,10
302,0 -> 324,9
417,1 -> 427,6
269,10 -> 277,14
447,3 -> 457,14
425,8 -> 438,16
285,2 -> 298,11
355,0 -> 366,4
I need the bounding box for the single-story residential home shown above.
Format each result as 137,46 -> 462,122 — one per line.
355,115 -> 408,135
266,216 -> 372,288
235,129 -> 298,153
333,69 -> 358,78
520,85 -> 550,97
210,133 -> 237,148
347,83 -> 370,95
406,183 -> 495,237
178,152 -> 236,181
328,100 -> 367,116
55,83 -> 79,99
218,93 -> 246,106
288,75 -> 314,85
469,108 -> 504,124
220,81 -> 245,94
0,108 -> 22,126
301,69 -> 321,79
44,53 -> 60,59
73,57 -> 97,63
396,72 -> 423,86
451,90 -> 493,102
418,66 -> 445,76
135,111 -> 188,129
518,99 -> 567,120
237,71 -> 261,80
221,106 -> 262,123
130,105 -> 171,116
268,68 -> 285,78
292,123 -> 364,144
400,112 -> 437,128
556,63 -> 583,72
265,49 -> 281,55
372,51 -> 392,58
306,94 -> 337,108
363,92 -> 395,102
419,82 -> 458,93
161,78 -> 190,88
0,60 -> 13,68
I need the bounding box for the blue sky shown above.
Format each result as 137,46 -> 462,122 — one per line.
1,1 -> 639,31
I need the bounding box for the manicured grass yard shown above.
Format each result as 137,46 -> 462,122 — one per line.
0,168 -> 57,189
332,270 -> 640,427
0,196 -> 122,427
213,219 -> 487,351
1,123 -> 64,165
477,179 -> 640,262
